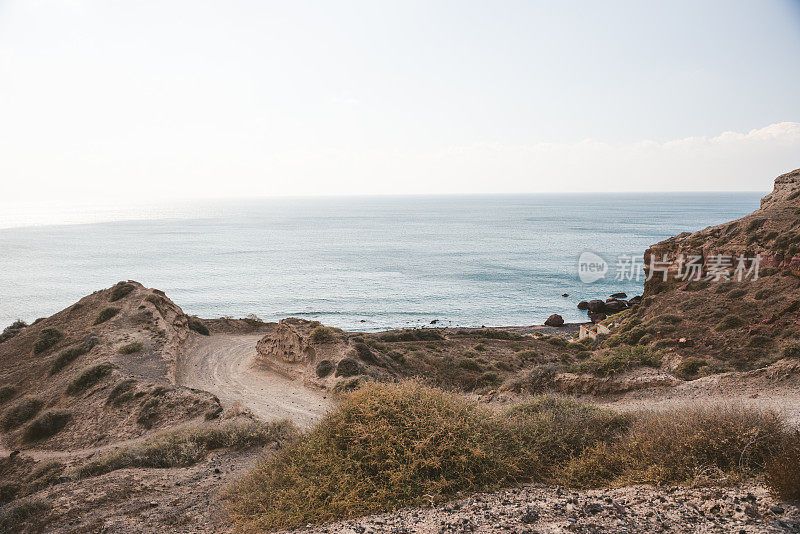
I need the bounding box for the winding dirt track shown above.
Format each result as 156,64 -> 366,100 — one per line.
177,334 -> 330,429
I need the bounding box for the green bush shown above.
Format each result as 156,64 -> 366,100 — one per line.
94,307 -> 120,325
0,397 -> 43,431
187,317 -> 210,336
117,341 -> 143,355
22,410 -> 71,442
66,363 -> 116,395
673,357 -> 708,380
33,328 -> 63,354
458,358 -> 482,372
579,346 -> 660,377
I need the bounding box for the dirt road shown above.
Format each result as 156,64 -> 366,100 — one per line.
177,334 -> 330,429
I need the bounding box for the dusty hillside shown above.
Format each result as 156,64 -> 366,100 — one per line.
0,281 -> 220,452
627,168 -> 800,374
0,282 -> 299,533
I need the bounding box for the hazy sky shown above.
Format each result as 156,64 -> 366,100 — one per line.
1,0 -> 799,204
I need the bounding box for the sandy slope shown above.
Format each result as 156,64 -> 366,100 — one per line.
595,361 -> 800,427
176,333 -> 330,429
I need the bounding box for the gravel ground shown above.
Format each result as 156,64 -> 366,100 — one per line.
288,483 -> 800,534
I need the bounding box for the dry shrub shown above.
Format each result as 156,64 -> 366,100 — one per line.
309,326 -> 338,344
32,328 -> 63,354
0,385 -> 15,404
765,431 -> 800,501
108,282 -> 135,302
106,379 -> 137,406
22,411 -> 71,442
188,317 -> 210,336
0,496 -> 50,533
117,341 -> 143,355
76,419 -> 296,478
93,307 -> 120,325
66,362 -> 116,395
563,405 -> 785,487
377,329 -> 443,342
0,397 -> 43,431
50,345 -> 88,375
501,363 -> 561,394
225,382 -> 628,532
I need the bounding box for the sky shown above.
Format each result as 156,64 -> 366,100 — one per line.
1,0 -> 799,208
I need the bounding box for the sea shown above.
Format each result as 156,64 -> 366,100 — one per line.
0,193 -> 762,331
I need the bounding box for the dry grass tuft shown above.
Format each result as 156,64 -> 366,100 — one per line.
765,430 -> 800,501
32,328 -> 63,354
0,496 -> 50,533
0,397 -> 43,431
117,341 -> 143,354
225,381 -> 628,532
563,405 -> 785,487
108,282 -> 136,302
22,410 -> 71,442
76,420 -> 296,478
66,362 -> 116,395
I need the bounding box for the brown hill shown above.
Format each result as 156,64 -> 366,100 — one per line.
630,168 -> 800,374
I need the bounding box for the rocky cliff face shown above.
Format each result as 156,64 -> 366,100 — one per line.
633,168 -> 800,371
644,168 -> 800,292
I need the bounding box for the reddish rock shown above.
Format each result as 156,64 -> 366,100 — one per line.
544,314 -> 565,327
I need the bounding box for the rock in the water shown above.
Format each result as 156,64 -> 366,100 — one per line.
335,358 -> 361,377
562,293 -> 569,297
315,359 -> 334,378
587,299 -> 606,313
577,301 -> 589,310
589,312 -> 607,323
544,314 -> 565,327
610,292 -> 627,299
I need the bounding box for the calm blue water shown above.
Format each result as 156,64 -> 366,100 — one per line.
0,193 -> 762,331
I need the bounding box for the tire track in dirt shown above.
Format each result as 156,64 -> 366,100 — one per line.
177,334 -> 330,429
